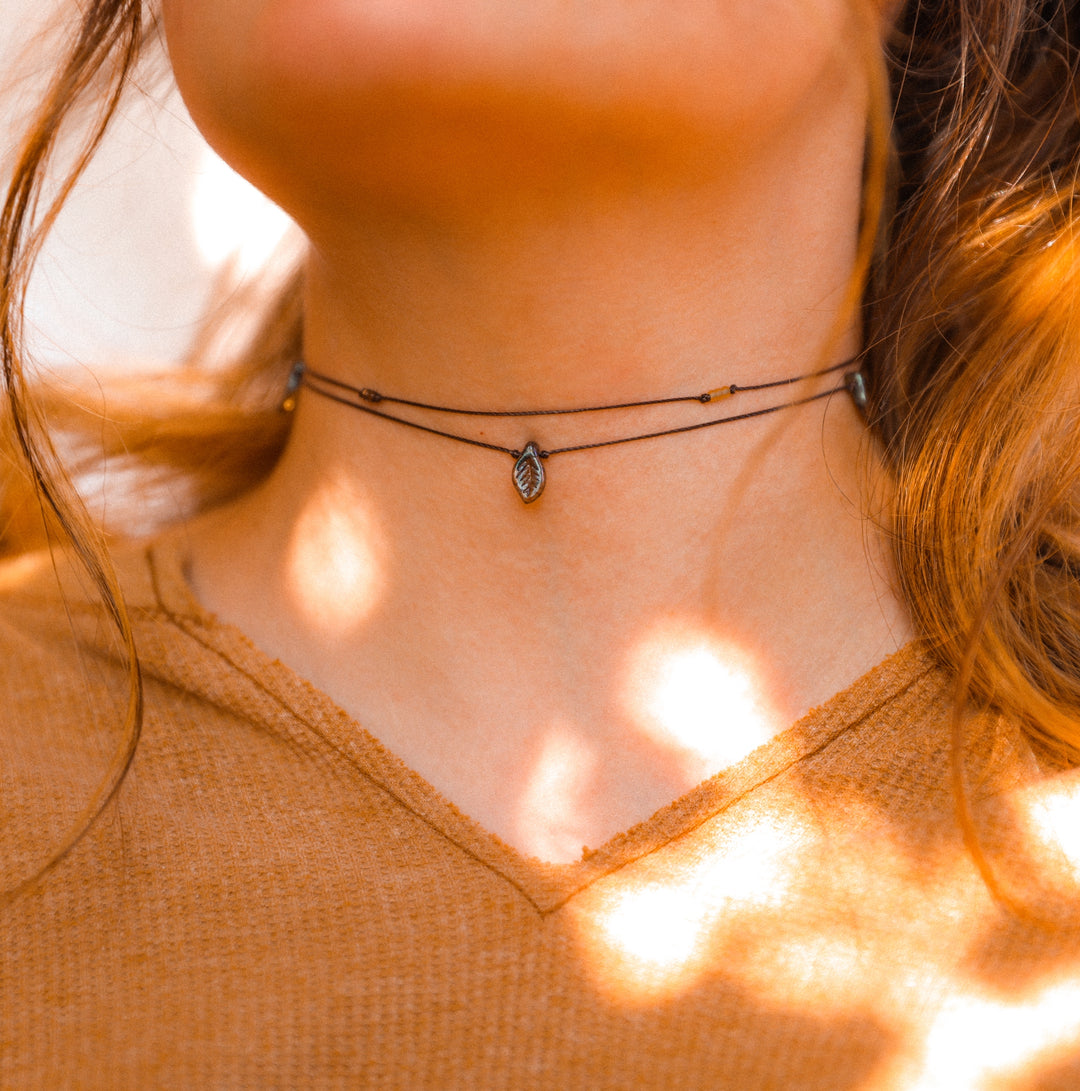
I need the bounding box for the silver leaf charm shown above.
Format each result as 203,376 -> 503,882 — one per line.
513,443 -> 545,503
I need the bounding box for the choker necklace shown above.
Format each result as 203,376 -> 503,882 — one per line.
283,359 -> 868,504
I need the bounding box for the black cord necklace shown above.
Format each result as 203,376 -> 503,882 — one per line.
283,359 -> 868,504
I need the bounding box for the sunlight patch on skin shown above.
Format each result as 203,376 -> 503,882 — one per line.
282,479 -> 387,636
904,978 -> 1080,1091
514,721 -> 598,864
1023,779 -> 1080,883
623,622 -> 781,784
191,147 -> 295,275
0,551 -> 51,594
582,812 -> 804,1002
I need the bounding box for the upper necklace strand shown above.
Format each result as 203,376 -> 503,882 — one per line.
283,358 -> 868,504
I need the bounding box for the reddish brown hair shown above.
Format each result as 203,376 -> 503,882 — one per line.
872,0 -> 1080,756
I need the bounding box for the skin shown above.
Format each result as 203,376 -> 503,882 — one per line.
164,0 -> 913,862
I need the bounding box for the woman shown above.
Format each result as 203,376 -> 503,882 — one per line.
3,0 -> 1080,1086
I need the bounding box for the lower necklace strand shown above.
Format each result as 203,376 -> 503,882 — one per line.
284,360 -> 866,504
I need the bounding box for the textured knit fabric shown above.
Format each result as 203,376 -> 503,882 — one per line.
3,534 -> 1080,1089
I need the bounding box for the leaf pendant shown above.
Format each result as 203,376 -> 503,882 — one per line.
513,443 -> 545,504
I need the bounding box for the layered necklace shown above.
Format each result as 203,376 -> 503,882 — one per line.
282,358 -> 868,504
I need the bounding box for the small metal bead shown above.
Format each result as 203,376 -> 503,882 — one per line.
845,371 -> 868,411
702,385 -> 736,403
280,361 -> 305,412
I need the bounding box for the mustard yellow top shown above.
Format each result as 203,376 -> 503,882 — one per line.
3,535 -> 1080,1089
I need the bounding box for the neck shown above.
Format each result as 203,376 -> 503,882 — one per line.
302,133 -> 862,412
183,94 -> 914,861
290,110 -> 867,493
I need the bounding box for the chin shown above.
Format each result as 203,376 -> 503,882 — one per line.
161,0 -> 869,232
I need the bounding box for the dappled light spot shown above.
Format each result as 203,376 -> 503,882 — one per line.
283,479 -> 386,635
1024,780 -> 1080,883
906,978 -> 1080,1090
582,811 -> 803,1002
514,722 -> 598,864
601,884 -> 706,972
0,551 -> 51,594
623,622 -> 781,784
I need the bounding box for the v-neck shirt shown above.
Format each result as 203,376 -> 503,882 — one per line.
3,536 -> 1080,1089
